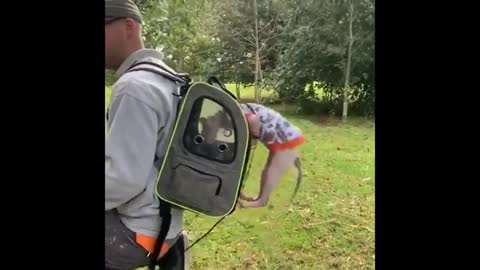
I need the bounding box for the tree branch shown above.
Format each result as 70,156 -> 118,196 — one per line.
232,29 -> 256,46
258,18 -> 274,33
262,17 -> 279,42
263,31 -> 286,45
239,39 -> 256,48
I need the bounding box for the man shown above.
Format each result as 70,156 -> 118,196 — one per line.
105,1 -> 189,269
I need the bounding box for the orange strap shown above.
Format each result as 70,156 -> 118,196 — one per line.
136,233 -> 170,258
268,136 -> 305,152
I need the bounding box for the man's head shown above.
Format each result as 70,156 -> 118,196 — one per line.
105,0 -> 144,70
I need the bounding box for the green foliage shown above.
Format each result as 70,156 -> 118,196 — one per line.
136,0 -> 220,77
271,0 -> 375,114
125,0 -> 374,116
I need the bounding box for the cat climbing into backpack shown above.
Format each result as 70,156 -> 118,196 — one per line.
199,102 -> 305,209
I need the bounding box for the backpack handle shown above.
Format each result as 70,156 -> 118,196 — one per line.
207,76 -> 239,101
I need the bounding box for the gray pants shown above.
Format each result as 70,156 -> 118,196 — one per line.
105,210 -> 186,270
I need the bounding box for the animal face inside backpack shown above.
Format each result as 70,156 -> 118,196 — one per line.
188,99 -> 236,163
155,82 -> 250,217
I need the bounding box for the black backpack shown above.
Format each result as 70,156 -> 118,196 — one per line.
125,60 -> 256,269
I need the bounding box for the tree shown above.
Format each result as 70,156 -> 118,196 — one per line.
271,0 -> 374,116
342,0 -> 354,121
216,0 -> 285,101
253,0 -> 260,102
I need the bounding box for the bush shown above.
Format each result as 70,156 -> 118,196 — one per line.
294,82 -> 374,118
298,98 -> 331,115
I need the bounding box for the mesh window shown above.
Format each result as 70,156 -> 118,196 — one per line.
183,98 -> 236,163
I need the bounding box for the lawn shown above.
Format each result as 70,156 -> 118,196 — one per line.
106,86 -> 375,270
182,115 -> 375,270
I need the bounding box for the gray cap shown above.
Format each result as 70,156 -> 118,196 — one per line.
105,0 -> 143,24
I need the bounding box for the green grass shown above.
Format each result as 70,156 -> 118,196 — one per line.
183,116 -> 375,270
106,86 -> 375,270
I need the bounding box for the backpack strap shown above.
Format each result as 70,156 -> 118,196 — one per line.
127,61 -> 191,85
148,200 -> 171,270
127,61 -> 192,97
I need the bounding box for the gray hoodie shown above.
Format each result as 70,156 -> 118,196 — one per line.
105,49 -> 183,239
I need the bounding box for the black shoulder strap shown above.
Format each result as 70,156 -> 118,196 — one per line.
127,61 -> 191,86
148,199 -> 172,270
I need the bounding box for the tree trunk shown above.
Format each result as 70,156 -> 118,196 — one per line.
258,59 -> 264,101
235,81 -> 241,100
342,0 -> 354,121
178,58 -> 184,73
253,0 -> 261,103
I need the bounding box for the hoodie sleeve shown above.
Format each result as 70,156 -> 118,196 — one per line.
105,89 -> 160,211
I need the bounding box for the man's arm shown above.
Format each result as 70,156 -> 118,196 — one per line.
105,91 -> 161,210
